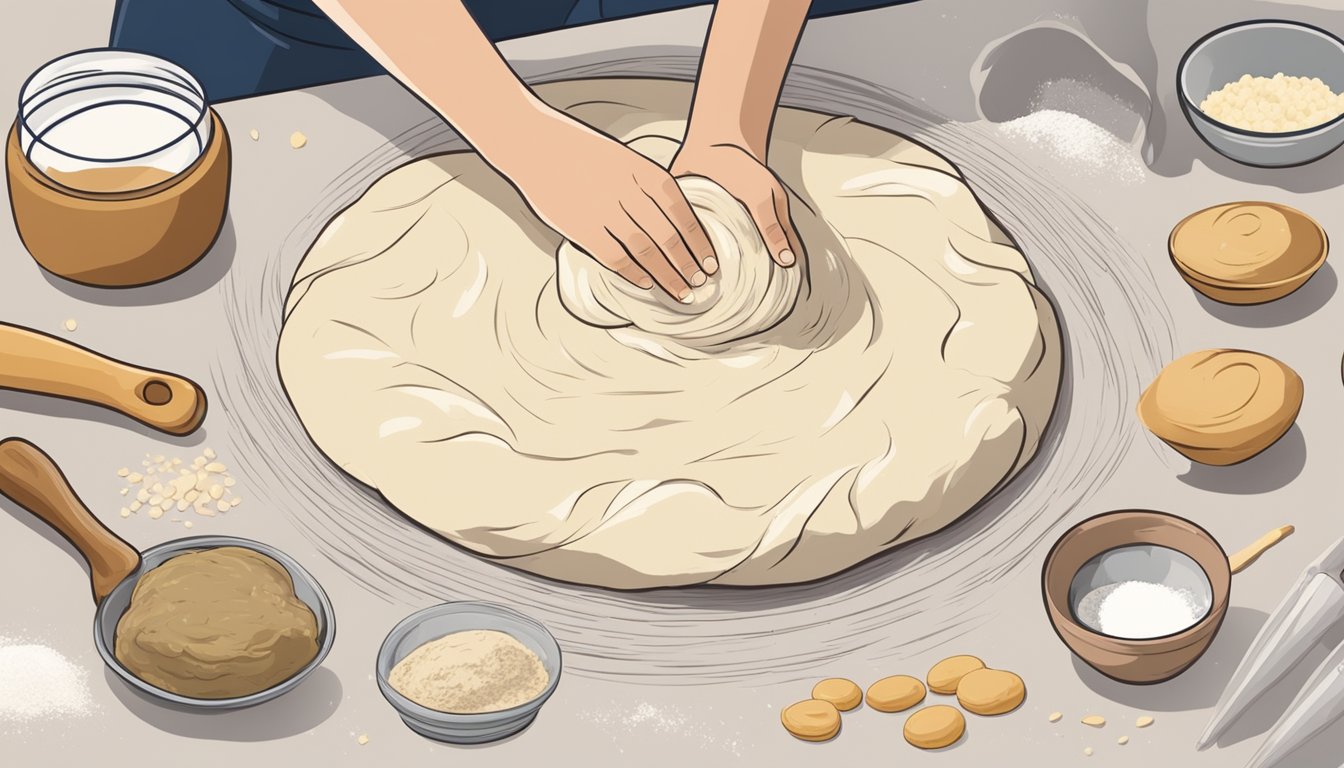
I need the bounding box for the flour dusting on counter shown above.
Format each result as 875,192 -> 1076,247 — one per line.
0,637 -> 94,725
582,701 -> 743,756
998,110 -> 1145,184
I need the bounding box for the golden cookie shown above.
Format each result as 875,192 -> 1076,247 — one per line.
927,655 -> 985,694
1137,349 -> 1303,466
811,678 -> 862,711
903,705 -> 966,749
781,699 -> 841,742
956,668 -> 1026,715
865,675 -> 926,712
1168,202 -> 1326,304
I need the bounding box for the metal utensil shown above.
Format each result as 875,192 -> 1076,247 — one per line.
1197,536 -> 1344,753
0,437 -> 335,709
0,322 -> 207,436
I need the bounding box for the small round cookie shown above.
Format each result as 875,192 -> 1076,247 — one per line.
866,675 -> 927,713
956,668 -> 1026,715
927,655 -> 986,694
781,699 -> 841,742
1168,202 -> 1327,304
904,705 -> 966,749
811,678 -> 862,711
1137,349 -> 1303,466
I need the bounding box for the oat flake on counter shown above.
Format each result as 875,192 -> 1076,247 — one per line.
0,637 -> 94,723
115,448 -> 243,524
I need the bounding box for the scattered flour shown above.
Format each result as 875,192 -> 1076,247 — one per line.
1075,580 -> 1207,639
998,109 -> 1146,184
581,701 -> 743,757
0,637 -> 94,725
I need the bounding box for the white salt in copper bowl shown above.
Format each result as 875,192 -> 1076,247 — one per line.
1178,20 -> 1344,167
1042,510 -> 1230,684
376,601 -> 563,744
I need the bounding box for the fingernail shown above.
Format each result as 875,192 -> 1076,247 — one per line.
637,278 -> 654,289
678,290 -> 694,304
690,271 -> 707,287
703,256 -> 719,274
778,249 -> 796,266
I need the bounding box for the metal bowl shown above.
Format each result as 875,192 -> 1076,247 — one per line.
93,535 -> 337,709
1178,20 -> 1344,167
376,601 -> 562,744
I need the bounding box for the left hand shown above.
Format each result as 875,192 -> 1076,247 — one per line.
670,141 -> 803,268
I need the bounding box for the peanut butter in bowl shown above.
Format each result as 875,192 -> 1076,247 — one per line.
1169,202 -> 1327,304
1137,349 -> 1303,466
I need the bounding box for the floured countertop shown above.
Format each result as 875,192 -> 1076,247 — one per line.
2,1 -> 1344,767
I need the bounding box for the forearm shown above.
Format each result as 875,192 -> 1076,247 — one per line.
312,0 -> 548,159
686,0 -> 812,158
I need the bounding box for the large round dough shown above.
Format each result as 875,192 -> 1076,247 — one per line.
278,78 -> 1061,589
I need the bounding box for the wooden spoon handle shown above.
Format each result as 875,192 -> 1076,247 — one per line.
1230,525 -> 1296,575
0,323 -> 206,435
0,438 -> 141,603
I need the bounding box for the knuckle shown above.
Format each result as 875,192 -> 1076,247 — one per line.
605,255 -> 635,272
659,234 -> 687,255
632,243 -> 660,261
760,221 -> 787,242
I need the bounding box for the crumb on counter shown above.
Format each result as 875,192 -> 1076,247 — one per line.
290,131 -> 307,149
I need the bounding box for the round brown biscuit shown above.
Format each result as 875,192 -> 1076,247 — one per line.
811,678 -> 862,711
781,698 -> 841,742
866,675 -> 926,713
904,705 -> 966,749
927,655 -> 985,694
956,668 -> 1026,715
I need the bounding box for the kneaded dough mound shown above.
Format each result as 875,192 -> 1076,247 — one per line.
115,546 -> 319,698
278,78 -> 1062,589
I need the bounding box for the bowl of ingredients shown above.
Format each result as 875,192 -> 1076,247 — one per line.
7,48 -> 230,286
1178,20 -> 1344,167
1137,349 -> 1303,466
1168,201 -> 1328,305
99,537 -> 336,708
377,601 -> 562,744
1042,510 -> 1230,684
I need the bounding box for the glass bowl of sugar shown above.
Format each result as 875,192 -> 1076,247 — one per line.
6,48 -> 231,287
1042,510 -> 1231,684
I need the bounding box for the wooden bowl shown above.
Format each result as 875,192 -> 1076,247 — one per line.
5,110 -> 230,287
1168,201 -> 1328,306
1042,510 -> 1231,684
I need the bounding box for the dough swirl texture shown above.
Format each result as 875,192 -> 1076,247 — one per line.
278,79 -> 1062,589
558,176 -> 802,348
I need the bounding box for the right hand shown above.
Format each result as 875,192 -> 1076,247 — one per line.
489,107 -> 718,302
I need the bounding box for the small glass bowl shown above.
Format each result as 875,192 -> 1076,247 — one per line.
376,601 -> 563,744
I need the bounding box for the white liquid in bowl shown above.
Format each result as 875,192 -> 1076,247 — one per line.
18,50 -> 210,193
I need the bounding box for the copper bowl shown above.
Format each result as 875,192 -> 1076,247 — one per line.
5,109 -> 230,287
1042,510 -> 1231,684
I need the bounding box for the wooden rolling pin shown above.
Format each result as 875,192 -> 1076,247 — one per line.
0,322 -> 206,436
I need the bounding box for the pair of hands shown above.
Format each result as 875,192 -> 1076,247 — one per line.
497,108 -> 802,301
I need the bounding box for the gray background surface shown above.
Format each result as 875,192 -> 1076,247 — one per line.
3,1 -> 1343,766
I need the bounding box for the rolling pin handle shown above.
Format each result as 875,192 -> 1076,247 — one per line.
0,438 -> 141,603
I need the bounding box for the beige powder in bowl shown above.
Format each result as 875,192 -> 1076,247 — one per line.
389,629 -> 549,713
